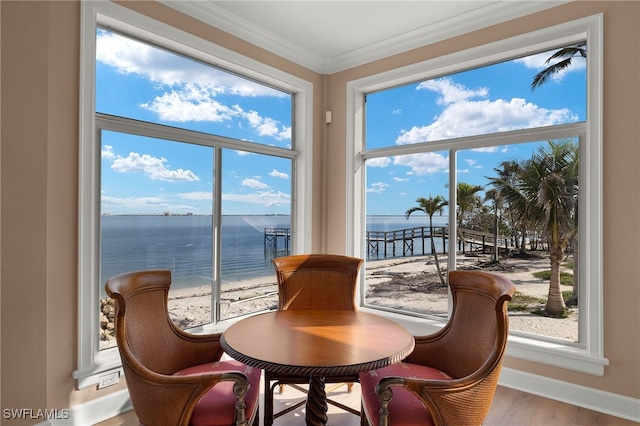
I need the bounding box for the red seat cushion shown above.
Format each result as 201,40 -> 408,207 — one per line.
174,360 -> 260,426
360,363 -> 452,426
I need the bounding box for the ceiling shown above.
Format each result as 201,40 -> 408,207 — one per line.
161,1 -> 568,74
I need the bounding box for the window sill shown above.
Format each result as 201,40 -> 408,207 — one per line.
73,311 -> 272,389
359,306 -> 609,376
73,349 -> 124,390
506,334 -> 608,375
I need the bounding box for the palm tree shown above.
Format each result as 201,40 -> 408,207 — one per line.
487,160 -> 533,255
531,42 -> 587,91
456,182 -> 484,253
484,188 -> 504,263
405,195 -> 448,286
519,141 -> 578,316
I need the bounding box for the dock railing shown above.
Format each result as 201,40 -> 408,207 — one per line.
366,226 -> 514,259
265,226 -> 514,260
366,226 -> 448,258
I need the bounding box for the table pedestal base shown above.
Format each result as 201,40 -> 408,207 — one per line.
306,376 -> 328,426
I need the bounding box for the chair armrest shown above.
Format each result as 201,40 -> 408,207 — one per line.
374,366 -> 503,426
374,376 -> 406,426
123,354 -> 252,426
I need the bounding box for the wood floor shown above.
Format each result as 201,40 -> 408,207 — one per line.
95,381 -> 637,425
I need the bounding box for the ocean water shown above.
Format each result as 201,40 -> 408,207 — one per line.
100,214 -> 448,295
100,215 -> 290,294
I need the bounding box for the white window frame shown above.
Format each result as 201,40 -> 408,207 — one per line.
347,14 -> 608,375
73,1 -> 313,389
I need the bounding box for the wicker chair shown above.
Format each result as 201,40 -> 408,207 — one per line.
263,254 -> 364,426
360,270 -> 515,426
105,270 -> 260,426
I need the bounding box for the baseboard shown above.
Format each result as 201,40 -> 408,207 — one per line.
36,389 -> 133,426
500,367 -> 640,423
38,368 -> 639,425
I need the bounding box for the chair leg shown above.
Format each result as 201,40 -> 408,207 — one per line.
278,384 -> 285,394
264,375 -> 274,426
347,383 -> 354,393
360,403 -> 368,426
252,408 -> 260,426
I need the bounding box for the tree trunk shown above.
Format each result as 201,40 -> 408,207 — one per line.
545,242 -> 567,316
519,227 -> 527,254
430,218 -> 447,286
492,207 -> 499,263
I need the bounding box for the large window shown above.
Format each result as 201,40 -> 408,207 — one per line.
96,28 -> 296,351
75,2 -> 312,388
348,15 -> 607,374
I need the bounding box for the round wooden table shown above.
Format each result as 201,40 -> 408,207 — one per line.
221,309 -> 415,426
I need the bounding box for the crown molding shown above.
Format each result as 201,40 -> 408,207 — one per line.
326,1 -> 570,74
159,1 -> 326,72
159,1 -> 570,75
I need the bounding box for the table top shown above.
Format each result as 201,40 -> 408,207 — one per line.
221,309 -> 415,377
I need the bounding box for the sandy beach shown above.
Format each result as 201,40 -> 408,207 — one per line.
168,252 -> 577,340
101,251 -> 578,348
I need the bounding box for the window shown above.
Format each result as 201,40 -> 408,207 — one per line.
75,2 -> 313,388
348,15 -> 607,374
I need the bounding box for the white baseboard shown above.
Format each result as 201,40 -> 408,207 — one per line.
36,389 -> 132,426
500,367 -> 640,423
38,369 -> 639,425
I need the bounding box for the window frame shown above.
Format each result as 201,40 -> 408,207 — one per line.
74,1 -> 313,389
347,14 -> 607,375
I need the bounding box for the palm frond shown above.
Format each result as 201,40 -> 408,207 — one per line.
531,43 -> 587,91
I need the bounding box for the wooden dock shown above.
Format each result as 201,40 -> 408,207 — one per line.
366,226 -> 448,258
264,227 -> 290,256
265,226 -> 515,260
366,226 -> 515,259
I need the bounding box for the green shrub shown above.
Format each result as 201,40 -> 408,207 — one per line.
531,307 -> 570,319
508,291 -> 546,311
532,270 -> 573,286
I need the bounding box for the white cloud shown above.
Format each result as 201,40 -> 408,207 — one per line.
223,190 -> 290,207
393,177 -> 409,182
110,152 -> 200,182
367,182 -> 390,193
417,78 -> 488,105
392,109 -> 402,115
177,191 -> 213,201
102,145 -> 117,160
243,110 -> 291,140
96,30 -> 291,141
241,178 -> 269,189
394,152 -> 449,176
140,85 -> 237,122
465,158 -> 482,169
367,157 -> 391,168
101,193 -> 203,214
269,169 -> 289,179
96,31 -> 282,97
397,77 -> 577,145
101,194 -> 169,210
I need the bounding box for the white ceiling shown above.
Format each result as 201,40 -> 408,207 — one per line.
161,1 -> 568,74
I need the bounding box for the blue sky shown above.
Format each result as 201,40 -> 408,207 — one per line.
365,48 -> 585,215
96,29 -> 585,216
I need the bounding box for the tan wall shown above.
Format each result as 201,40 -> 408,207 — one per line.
0,0 -> 323,416
0,0 -> 637,418
325,0 -> 640,399
2,1 -> 56,417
